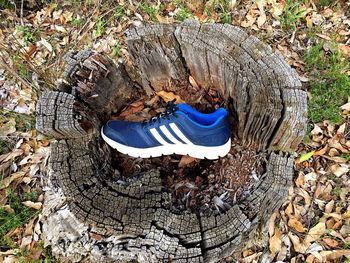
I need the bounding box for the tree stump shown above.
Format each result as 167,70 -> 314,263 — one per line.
36,20 -> 307,263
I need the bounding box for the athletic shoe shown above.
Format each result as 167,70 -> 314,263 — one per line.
101,100 -> 231,159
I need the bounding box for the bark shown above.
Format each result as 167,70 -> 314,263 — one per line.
36,21 -> 307,263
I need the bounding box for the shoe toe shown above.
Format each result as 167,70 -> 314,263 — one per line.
102,121 -> 128,145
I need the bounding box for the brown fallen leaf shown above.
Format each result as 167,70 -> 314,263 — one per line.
269,227 -> 282,257
325,200 -> 334,213
320,249 -> 350,261
178,156 -> 198,168
24,218 -> 36,236
288,232 -> 307,253
330,164 -> 349,177
288,216 -> 306,233
268,212 -> 278,237
240,252 -> 262,263
339,44 -> 350,57
156,90 -> 184,103
304,222 -> 326,245
189,76 -> 199,90
22,201 -> 42,210
1,149 -> 24,163
295,171 -> 304,187
256,0 -> 266,27
20,235 -> 32,248
0,118 -> 16,136
322,237 -> 339,248
119,100 -> 144,117
313,146 -> 328,156
155,14 -> 174,24
268,0 -> 284,19
0,171 -> 26,190
90,232 -> 103,241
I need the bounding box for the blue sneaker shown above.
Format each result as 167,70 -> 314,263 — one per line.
101,101 -> 231,159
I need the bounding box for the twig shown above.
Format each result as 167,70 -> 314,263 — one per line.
0,57 -> 34,90
20,0 -> 24,25
75,0 -> 102,43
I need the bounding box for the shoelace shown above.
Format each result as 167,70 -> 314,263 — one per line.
143,99 -> 177,125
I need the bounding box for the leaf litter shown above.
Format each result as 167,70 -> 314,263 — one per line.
111,89 -> 267,216
0,0 -> 350,262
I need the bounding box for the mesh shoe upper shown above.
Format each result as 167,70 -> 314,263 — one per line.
102,103 -> 230,149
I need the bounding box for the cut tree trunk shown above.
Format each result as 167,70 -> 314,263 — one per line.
36,20 -> 307,263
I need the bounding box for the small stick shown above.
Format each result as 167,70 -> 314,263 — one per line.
20,0 -> 24,26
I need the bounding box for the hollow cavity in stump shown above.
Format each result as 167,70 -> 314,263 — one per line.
109,93 -> 267,216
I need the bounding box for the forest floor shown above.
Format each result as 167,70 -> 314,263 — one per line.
0,0 -> 350,262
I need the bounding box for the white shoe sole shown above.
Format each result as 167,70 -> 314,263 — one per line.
101,129 -> 231,160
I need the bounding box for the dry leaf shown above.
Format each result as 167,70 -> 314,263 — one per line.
339,44 -> 350,57
330,164 -> 349,177
341,102 -> 350,111
288,232 -> 307,253
304,222 -> 326,245
0,171 -> 25,190
156,90 -> 184,103
256,0 -> 266,27
178,156 -> 197,168
20,235 -> 32,248
320,249 -> 350,261
268,212 -> 278,236
325,200 -> 334,213
38,38 -> 53,53
22,201 -> 42,210
323,237 -> 339,248
24,217 -> 36,236
240,252 -> 262,263
119,101 -> 144,117
0,118 -> 16,136
155,14 -> 174,24
295,171 -> 304,187
288,216 -> 306,233
90,232 -> 103,241
189,76 -> 199,89
311,124 -> 323,135
328,229 -> 345,242
268,0 -> 284,19
241,12 -> 256,28
313,146 -> 328,156
269,227 -> 282,257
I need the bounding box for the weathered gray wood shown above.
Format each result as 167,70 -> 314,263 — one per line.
37,21 -> 307,263
65,50 -> 138,122
127,24 -> 189,95
127,20 -> 306,150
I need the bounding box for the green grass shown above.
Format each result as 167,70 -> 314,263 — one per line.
0,0 -> 14,9
176,6 -> 190,21
281,0 -> 307,31
0,190 -> 40,248
71,17 -> 83,27
315,0 -> 330,7
305,42 -> 350,124
93,17 -> 107,38
111,43 -> 122,57
113,4 -> 125,20
16,25 -> 40,44
1,110 -> 36,132
339,153 -> 350,162
333,186 -> 342,197
0,138 -> 12,155
138,2 -> 158,22
40,243 -> 59,263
